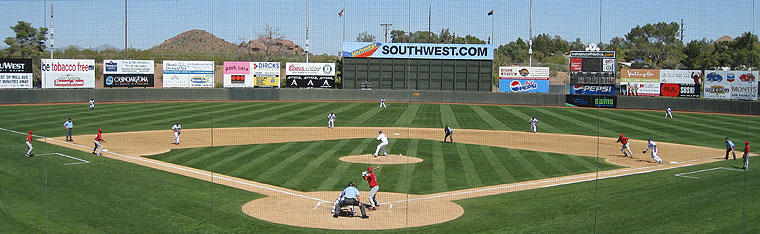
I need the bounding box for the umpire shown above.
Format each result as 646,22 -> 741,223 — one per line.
63,117 -> 74,141
444,125 -> 453,143
332,182 -> 369,219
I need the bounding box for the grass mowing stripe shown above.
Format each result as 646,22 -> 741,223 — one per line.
160,147 -> 208,163
455,143 -> 484,187
344,103 -> 386,126
668,112 -> 757,136
393,103 -> 422,127
502,106 -> 564,133
281,139 -> 352,188
184,145 -> 240,168
2,102 -> 165,122
439,104 -> 462,128
565,155 -> 599,171
75,102 -> 210,126
431,140 -> 448,192
411,104 -> 442,128
257,103 -> 333,125
254,141 -> 323,181
317,138 -> 374,191
211,144 -> 267,169
534,107 -> 615,136
294,103 -> 361,127
138,102 -> 241,126
469,105 -> 510,130
535,151 -> 574,175
394,138 -> 420,192
227,142 -> 298,177
210,102 -> 295,124
608,110 -> 716,138
508,148 -> 546,179
479,145 -> 515,182
569,108 -> 678,139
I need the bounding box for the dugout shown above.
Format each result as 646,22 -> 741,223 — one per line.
341,42 -> 493,92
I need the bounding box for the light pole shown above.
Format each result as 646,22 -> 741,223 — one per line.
305,0 -> 309,63
529,0 -> 533,67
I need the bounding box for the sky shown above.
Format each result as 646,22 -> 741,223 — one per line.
0,0 -> 758,55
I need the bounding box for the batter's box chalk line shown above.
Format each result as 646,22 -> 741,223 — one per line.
674,167 -> 744,179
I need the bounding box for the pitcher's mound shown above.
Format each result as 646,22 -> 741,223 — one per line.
339,154 -> 423,164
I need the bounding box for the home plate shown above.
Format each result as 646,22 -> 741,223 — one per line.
103,149 -> 109,152
669,161 -> 677,164
394,133 -> 400,135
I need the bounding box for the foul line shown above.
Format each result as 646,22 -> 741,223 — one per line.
674,167 -> 745,179
36,153 -> 90,165
0,127 -> 329,203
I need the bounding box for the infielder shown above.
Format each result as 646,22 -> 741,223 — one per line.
665,107 -> 673,118
725,137 -> 737,160
362,166 -> 381,210
373,130 -> 388,157
92,129 -> 106,156
327,112 -> 336,129
63,117 -> 74,141
332,181 -> 369,219
88,99 -> 95,110
172,122 -> 181,145
379,98 -> 387,108
616,134 -> 634,158
25,130 -> 33,157
642,138 -> 662,163
443,125 -> 453,143
529,116 -> 539,133
743,141 -> 750,170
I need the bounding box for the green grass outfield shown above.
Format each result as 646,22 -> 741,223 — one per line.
1,101 -> 758,233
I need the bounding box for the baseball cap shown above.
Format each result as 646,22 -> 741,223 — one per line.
379,130 -> 383,133
368,167 -> 372,171
648,137 -> 652,141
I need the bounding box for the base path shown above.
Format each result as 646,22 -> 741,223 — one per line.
43,127 -> 727,230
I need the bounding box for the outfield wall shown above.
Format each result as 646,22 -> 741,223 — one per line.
0,89 -> 756,115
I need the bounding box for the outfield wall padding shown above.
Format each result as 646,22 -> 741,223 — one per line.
0,89 -> 756,115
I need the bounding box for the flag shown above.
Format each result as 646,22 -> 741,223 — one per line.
488,10 -> 493,16
338,9 -> 344,17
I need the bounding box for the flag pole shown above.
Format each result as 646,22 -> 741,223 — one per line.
342,7 -> 345,43
491,9 -> 494,46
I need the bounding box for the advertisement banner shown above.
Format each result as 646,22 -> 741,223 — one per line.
565,95 -> 617,108
252,62 -> 280,88
162,61 -> 214,88
620,82 -> 660,96
103,60 -> 155,87
620,69 -> 660,96
223,61 -> 252,87
254,76 -> 280,87
286,75 -> 335,88
730,71 -> 758,100
659,70 -> 701,85
286,63 -> 335,76
342,42 -> 493,60
41,59 -> 96,88
569,84 -> 615,95
499,67 -> 549,79
498,79 -> 549,93
0,58 -> 33,88
703,70 -> 758,100
660,83 -> 700,98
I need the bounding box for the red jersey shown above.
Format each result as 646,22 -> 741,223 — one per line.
617,136 -> 629,145
745,145 -> 751,154
26,134 -> 32,142
95,133 -> 102,141
364,172 -> 378,187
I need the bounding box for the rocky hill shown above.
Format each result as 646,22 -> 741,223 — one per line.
151,29 -> 304,56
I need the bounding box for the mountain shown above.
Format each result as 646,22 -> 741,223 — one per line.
151,29 -> 305,56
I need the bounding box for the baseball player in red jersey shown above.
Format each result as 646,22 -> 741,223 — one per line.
362,166 -> 381,210
92,129 -> 106,156
25,130 -> 34,157
616,134 -> 633,158
743,141 -> 750,170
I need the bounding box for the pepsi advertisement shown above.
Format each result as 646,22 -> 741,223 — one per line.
569,84 -> 615,95
499,79 -> 549,93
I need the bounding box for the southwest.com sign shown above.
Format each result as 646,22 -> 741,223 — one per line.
342,42 -> 493,60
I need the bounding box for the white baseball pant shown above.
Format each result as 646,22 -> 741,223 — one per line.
374,142 -> 388,156
26,141 -> 33,155
174,132 -> 180,144
368,186 -> 379,207
650,149 -> 662,163
621,143 -> 633,157
94,140 -> 104,156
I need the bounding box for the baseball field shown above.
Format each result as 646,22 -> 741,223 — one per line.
1,101 -> 758,233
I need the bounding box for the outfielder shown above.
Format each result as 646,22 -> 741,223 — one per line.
332,181 -> 369,219
529,116 -> 539,133
88,99 -> 95,110
665,107 -> 673,118
725,137 -> 737,160
63,117 -> 74,141
373,130 -> 388,157
743,141 -> 750,170
172,122 -> 182,145
443,125 -> 453,143
25,130 -> 33,158
642,138 -> 662,163
327,112 -> 336,129
616,134 -> 634,158
362,166 -> 381,210
379,98 -> 387,108
92,129 -> 106,156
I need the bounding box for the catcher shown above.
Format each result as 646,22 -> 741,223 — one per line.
92,129 -> 106,156
362,166 -> 382,210
332,181 -> 369,219
172,121 -> 182,145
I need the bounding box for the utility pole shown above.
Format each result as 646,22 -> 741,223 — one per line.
428,5 -> 432,43
680,19 -> 684,42
306,0 -> 310,63
50,0 -> 54,59
381,24 -> 392,43
529,0 -> 533,67
125,0 -> 128,50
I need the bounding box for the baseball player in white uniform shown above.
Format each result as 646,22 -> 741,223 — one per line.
379,98 -> 387,108
172,122 -> 181,145
529,116 -> 539,133
642,138 -> 662,163
327,112 -> 336,129
89,99 -> 95,110
373,130 -> 388,157
665,107 -> 673,118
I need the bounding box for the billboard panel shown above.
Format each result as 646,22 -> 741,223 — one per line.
660,83 -> 700,98
162,61 -> 214,88
252,62 -> 280,88
223,61 -> 252,87
659,70 -> 701,84
0,58 -> 33,88
620,69 -> 660,96
730,71 -> 758,100
499,79 -> 549,93
286,63 -> 335,76
342,42 -> 493,60
286,75 -> 335,88
568,51 -> 616,88
569,84 -> 615,95
565,95 -> 617,108
498,67 -> 550,79
41,59 -> 96,88
103,60 -> 155,87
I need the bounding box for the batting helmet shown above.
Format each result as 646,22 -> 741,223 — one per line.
98,129 -> 102,132
367,167 -> 373,171
28,130 -> 32,134
619,134 -> 623,137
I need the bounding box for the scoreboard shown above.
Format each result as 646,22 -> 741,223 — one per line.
569,51 -> 616,85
